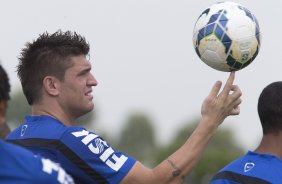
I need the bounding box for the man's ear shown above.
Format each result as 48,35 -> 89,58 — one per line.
42,76 -> 60,96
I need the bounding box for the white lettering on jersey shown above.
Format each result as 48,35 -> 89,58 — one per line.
72,130 -> 128,171
104,149 -> 128,171
41,158 -> 74,184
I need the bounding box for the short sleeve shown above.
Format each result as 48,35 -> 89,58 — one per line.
59,127 -> 136,183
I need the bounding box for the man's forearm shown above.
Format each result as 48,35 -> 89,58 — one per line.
168,119 -> 217,178
155,118 -> 218,183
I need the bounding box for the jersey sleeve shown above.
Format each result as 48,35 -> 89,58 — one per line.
60,127 -> 136,184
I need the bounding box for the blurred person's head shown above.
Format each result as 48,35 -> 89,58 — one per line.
258,81 -> 282,135
0,64 -> 10,102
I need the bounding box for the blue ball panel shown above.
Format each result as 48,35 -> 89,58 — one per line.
205,23 -> 216,36
197,28 -> 205,43
208,13 -> 220,24
214,25 -> 224,39
233,60 -> 243,70
226,55 -> 236,67
222,34 -> 231,43
222,41 -> 232,54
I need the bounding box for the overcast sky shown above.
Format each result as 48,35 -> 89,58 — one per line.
0,0 -> 279,150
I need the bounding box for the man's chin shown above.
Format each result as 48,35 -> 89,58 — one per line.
76,104 -> 94,116
86,104 -> 94,113
74,107 -> 94,122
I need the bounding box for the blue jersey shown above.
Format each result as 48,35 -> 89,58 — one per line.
6,115 -> 136,184
209,151 -> 282,184
0,139 -> 74,184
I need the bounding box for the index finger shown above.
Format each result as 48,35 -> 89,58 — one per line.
221,71 -> 235,96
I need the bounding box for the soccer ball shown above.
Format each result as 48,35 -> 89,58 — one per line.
192,1 -> 261,72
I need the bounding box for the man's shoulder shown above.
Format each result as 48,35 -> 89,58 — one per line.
6,118 -> 84,140
210,152 -> 282,184
59,127 -> 102,148
219,151 -> 282,172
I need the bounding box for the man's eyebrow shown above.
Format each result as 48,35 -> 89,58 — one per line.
77,67 -> 91,75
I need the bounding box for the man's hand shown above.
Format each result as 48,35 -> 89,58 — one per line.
201,71 -> 242,128
121,72 -> 243,184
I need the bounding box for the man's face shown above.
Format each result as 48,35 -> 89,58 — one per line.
58,55 -> 97,119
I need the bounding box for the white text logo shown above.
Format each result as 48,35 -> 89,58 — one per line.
72,130 -> 128,171
244,162 -> 255,172
21,125 -> 28,136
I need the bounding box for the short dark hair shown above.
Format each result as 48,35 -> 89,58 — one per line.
17,30 -> 90,105
0,65 -> 10,102
258,81 -> 282,134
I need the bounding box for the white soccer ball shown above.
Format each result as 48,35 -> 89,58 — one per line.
193,1 -> 261,72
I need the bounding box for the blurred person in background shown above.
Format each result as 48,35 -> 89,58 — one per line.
210,82 -> 282,184
0,64 -> 75,184
0,64 -> 11,139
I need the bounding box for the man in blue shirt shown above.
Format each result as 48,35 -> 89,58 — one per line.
209,82 -> 282,184
8,115 -> 135,183
0,64 -> 74,184
7,30 -> 242,184
0,64 -> 11,139
0,139 -> 75,184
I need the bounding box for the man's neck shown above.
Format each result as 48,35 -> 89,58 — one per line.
255,133 -> 282,159
31,104 -> 74,126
